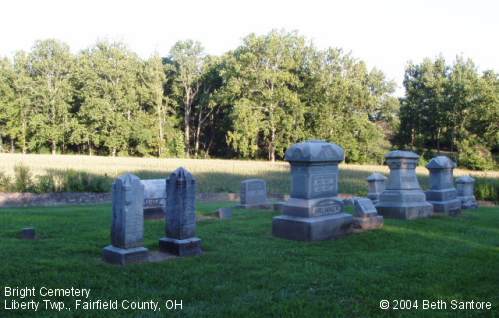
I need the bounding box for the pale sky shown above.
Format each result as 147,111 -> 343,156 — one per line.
1,0 -> 498,96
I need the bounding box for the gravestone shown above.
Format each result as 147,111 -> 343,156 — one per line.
376,150 -> 433,219
367,173 -> 386,204
238,179 -> 271,208
217,207 -> 233,219
456,176 -> 478,209
159,167 -> 202,256
141,179 -> 166,219
20,227 -> 36,240
102,174 -> 149,265
272,140 -> 353,241
353,198 -> 384,230
425,156 -> 461,215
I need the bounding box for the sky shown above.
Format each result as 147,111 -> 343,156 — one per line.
1,0 -> 498,96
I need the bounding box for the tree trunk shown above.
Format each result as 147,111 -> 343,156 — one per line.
88,142 -> 93,156
0,135 -> 3,153
51,140 -> 57,155
194,120 -> 201,157
157,101 -> 164,157
269,127 -> 276,162
10,139 -> 15,153
112,148 -> 116,157
184,111 -> 190,157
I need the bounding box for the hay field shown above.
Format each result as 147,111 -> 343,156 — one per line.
0,153 -> 498,195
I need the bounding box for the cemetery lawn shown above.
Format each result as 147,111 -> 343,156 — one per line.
1,204 -> 498,317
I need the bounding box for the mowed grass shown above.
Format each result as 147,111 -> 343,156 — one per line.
0,204 -> 498,317
1,154 -> 498,195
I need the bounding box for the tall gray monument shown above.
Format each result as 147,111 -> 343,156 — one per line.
425,156 -> 461,215
272,140 -> 353,241
376,150 -> 433,219
239,179 -> 270,208
367,173 -> 386,204
103,174 -> 149,265
456,175 -> 478,209
159,167 -> 202,256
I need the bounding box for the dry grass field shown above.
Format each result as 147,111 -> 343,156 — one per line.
1,153 -> 498,196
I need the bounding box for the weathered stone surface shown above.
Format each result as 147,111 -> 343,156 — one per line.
456,176 -> 478,209
159,167 -> 202,256
103,174 -> 148,265
352,198 -> 384,231
367,173 -> 386,204
141,179 -> 166,218
217,207 -> 233,219
102,246 -> 149,265
353,216 -> 384,230
272,140 -> 353,241
376,150 -> 433,219
239,179 -> 270,208
20,227 -> 36,240
425,156 -> 461,215
353,198 -> 378,218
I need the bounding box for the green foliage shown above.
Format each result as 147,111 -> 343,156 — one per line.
457,138 -> 495,171
475,180 -> 499,203
0,171 -> 12,191
12,164 -> 33,192
397,56 -> 498,170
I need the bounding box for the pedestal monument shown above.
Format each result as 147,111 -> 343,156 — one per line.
376,150 -> 433,219
425,156 -> 461,215
272,140 -> 353,241
456,176 -> 478,209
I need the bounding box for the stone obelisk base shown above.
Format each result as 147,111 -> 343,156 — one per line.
159,237 -> 202,256
272,213 -> 353,241
102,245 -> 149,265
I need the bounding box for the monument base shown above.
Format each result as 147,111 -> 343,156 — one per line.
428,198 -> 462,216
458,196 -> 478,209
353,215 -> 384,230
159,237 -> 202,256
102,245 -> 149,265
376,202 -> 433,220
272,213 -> 353,241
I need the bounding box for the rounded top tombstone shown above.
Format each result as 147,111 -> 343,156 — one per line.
367,172 -> 387,181
456,175 -> 475,184
426,156 -> 456,169
170,167 -> 195,183
384,150 -> 419,160
284,140 -> 344,163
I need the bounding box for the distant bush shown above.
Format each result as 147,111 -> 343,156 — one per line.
475,180 -> 499,203
458,140 -> 495,171
13,164 -> 34,192
0,171 -> 12,191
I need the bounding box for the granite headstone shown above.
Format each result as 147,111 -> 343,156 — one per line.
159,167 -> 202,256
456,176 -> 478,209
272,140 -> 353,241
102,174 -> 149,265
353,198 -> 384,230
367,173 -> 386,204
239,179 -> 271,208
376,150 -> 433,219
141,178 -> 166,218
425,156 -> 461,215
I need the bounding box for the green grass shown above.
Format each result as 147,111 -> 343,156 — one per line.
1,204 -> 498,317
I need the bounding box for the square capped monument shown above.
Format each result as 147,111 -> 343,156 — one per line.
159,167 -> 202,256
425,156 -> 461,215
272,140 -> 353,241
238,179 -> 271,208
353,198 -> 384,230
103,174 -> 149,265
376,150 -> 433,220
456,175 -> 478,209
366,173 -> 386,205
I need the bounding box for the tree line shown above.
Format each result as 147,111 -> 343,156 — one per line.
0,30 -> 497,169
